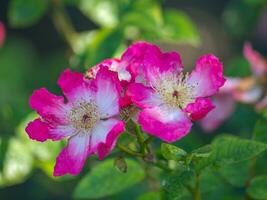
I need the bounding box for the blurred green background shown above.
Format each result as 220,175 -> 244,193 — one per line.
0,0 -> 267,199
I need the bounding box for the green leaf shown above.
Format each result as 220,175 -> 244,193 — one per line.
211,135 -> 267,164
194,135 -> 267,172
247,175 -> 267,199
73,159 -> 145,199
222,0 -> 262,38
162,171 -> 192,200
192,145 -> 213,158
8,0 -> 49,27
161,143 -> 187,161
253,119 -> 267,143
161,10 -> 200,46
218,161 -> 250,187
85,29 -> 123,66
225,56 -> 251,77
137,191 -> 161,200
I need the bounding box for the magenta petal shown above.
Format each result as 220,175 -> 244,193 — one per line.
184,97 -> 215,121
243,42 -> 267,76
94,66 -> 122,118
187,54 -> 226,97
126,83 -> 162,109
53,134 -> 90,176
57,69 -> 96,102
25,118 -> 50,142
29,88 -> 66,122
121,42 -> 183,85
200,94 -> 235,132
137,105 -> 192,143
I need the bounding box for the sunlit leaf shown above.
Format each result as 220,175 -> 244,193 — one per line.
0,137 -> 33,187
79,0 -> 119,27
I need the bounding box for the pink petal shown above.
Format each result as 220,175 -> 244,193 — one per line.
94,66 -> 122,118
87,58 -> 121,78
29,88 -> 67,123
200,94 -> 235,132
137,105 -> 192,143
187,54 -> 226,97
220,77 -> 242,93
53,134 -> 90,176
243,42 -> 267,76
125,83 -> 162,109
90,119 -> 125,160
184,97 -> 215,121
121,42 -> 183,85
57,69 -> 96,102
25,118 -> 50,142
0,22 -> 5,47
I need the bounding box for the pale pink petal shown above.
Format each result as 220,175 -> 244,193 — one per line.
0,22 -> 5,47
53,133 -> 90,176
187,54 -> 226,97
233,86 -> 261,103
243,42 -> 267,76
200,94 -> 235,132
126,83 -> 162,109
137,105 -> 192,143
57,69 -> 96,102
25,118 -> 50,142
87,58 -> 121,79
90,119 -> 125,159
220,77 -> 242,93
29,88 -> 67,123
94,66 -> 122,118
184,97 -> 215,121
48,125 -> 76,141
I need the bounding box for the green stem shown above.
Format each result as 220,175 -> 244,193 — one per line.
192,173 -> 201,200
135,125 -> 146,153
144,135 -> 155,146
117,144 -> 144,157
152,159 -> 171,171
51,0 -> 77,51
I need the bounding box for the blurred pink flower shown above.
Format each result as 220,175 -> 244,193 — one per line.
26,67 -> 125,176
200,42 -> 267,132
0,22 -> 5,47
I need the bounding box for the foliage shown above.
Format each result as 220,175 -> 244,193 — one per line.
1,0 -> 267,200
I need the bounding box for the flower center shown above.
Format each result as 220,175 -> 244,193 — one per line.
155,73 -> 195,108
69,100 -> 100,130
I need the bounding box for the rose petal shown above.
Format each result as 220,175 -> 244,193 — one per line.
137,105 -> 192,143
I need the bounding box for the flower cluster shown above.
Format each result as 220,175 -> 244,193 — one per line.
201,42 -> 267,132
26,42 -> 225,176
